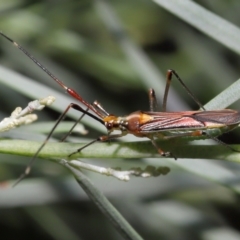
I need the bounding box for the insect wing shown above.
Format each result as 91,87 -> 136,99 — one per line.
139,109 -> 240,132
139,111 -> 205,132
192,109 -> 240,126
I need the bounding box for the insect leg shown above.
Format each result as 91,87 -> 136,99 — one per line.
150,138 -> 177,160
68,132 -> 127,157
148,130 -> 206,160
63,100 -> 111,147
60,108 -> 89,142
162,69 -> 205,111
148,88 -> 158,111
13,103 -> 104,186
163,129 -> 240,153
203,132 -> 240,153
61,101 -> 110,142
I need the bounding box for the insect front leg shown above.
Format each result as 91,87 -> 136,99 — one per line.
61,108 -> 89,142
13,102 -> 93,186
68,132 -> 128,157
61,101 -> 109,142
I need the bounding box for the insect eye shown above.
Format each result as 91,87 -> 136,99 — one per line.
106,122 -> 113,129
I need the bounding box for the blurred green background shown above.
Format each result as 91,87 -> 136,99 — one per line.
1,0 -> 240,239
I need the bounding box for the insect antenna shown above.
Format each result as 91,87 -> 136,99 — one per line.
0,32 -> 110,185
0,32 -> 105,118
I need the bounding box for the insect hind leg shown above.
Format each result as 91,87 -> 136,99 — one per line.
150,139 -> 177,160
163,69 -> 205,111
148,89 -> 158,112
149,130 -> 205,160
203,131 -> 240,153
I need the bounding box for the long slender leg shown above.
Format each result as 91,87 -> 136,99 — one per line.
148,88 -> 158,112
61,101 -> 110,142
162,69 -> 205,111
162,70 -> 172,112
149,130 -> 207,160
150,139 -> 176,160
61,108 -> 89,142
162,130 -> 240,153
68,132 -> 127,157
13,103 -> 104,187
204,133 -> 240,153
68,101 -> 123,157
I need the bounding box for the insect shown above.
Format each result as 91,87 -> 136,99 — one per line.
1,32 -> 240,184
